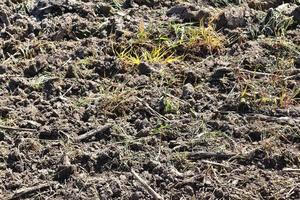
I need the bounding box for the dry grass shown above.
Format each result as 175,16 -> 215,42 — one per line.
186,23 -> 225,53
116,46 -> 181,67
238,72 -> 298,108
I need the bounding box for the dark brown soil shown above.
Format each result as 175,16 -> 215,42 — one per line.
0,0 -> 300,199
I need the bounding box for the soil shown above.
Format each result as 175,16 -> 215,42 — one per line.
0,0 -> 300,199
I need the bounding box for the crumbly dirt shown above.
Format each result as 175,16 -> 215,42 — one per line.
0,0 -> 300,199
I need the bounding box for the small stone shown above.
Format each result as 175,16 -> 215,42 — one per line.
182,83 -> 194,99
20,120 -> 41,129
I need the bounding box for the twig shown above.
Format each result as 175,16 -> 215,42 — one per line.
246,114 -> 300,126
238,68 -> 280,77
74,124 -> 112,142
169,166 -> 184,177
0,75 -> 24,78
282,168 -> 300,173
283,74 -> 299,81
226,64 -> 300,81
136,97 -> 170,122
162,92 -> 186,104
2,52 -> 19,65
286,184 -> 300,198
222,132 -> 237,151
174,174 -> 202,188
234,67 -> 298,80
0,125 -> 37,132
131,169 -> 164,200
9,182 -> 54,200
61,83 -> 74,97
202,160 -> 231,169
187,151 -> 236,160
62,58 -> 72,67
